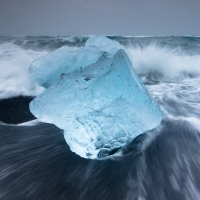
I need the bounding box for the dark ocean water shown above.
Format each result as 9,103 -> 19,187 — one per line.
1,36 -> 200,200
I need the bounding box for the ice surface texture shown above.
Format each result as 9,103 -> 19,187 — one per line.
29,36 -> 124,88
29,36 -> 163,159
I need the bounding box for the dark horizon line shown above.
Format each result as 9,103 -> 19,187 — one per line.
1,34 -> 200,38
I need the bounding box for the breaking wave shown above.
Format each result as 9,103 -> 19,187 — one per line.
0,42 -> 47,99
127,43 -> 200,83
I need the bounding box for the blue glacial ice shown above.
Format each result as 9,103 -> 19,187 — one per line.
29,36 -> 124,88
29,36 -> 163,159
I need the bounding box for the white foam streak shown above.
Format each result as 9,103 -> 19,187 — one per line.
17,119 -> 41,126
167,114 -> 200,131
127,44 -> 200,81
0,42 -> 47,99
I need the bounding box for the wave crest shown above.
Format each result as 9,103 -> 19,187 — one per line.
127,44 -> 200,83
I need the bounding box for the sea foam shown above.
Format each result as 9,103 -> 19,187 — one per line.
127,43 -> 200,82
0,42 -> 47,99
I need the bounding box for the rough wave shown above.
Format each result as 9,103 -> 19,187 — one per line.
0,42 -> 47,99
127,43 -> 200,83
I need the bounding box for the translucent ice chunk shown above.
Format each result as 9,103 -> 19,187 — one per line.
30,49 -> 163,159
29,36 -> 124,88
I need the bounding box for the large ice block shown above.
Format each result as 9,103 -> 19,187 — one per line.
29,36 -> 124,88
30,48 -> 163,159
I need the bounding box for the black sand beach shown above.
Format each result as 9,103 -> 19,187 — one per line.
1,96 -> 200,200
